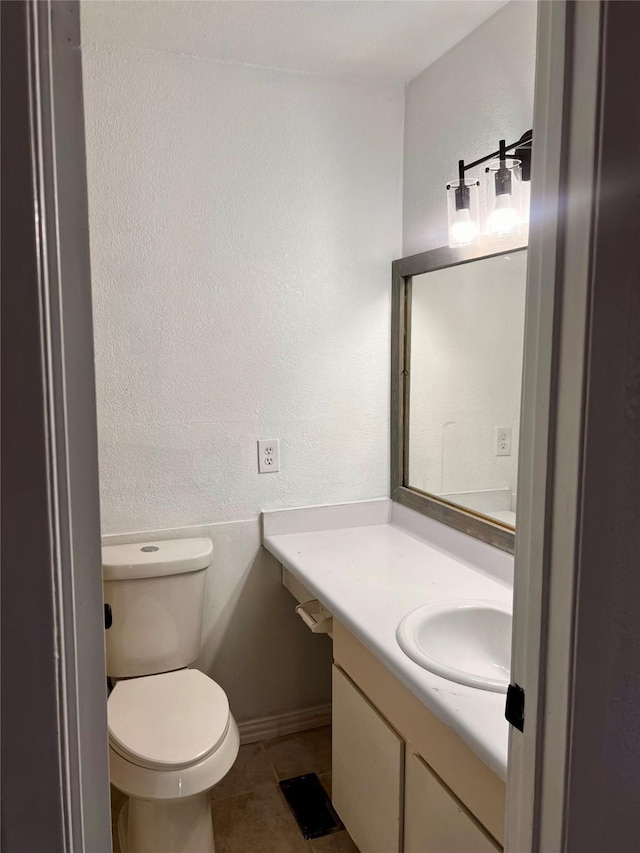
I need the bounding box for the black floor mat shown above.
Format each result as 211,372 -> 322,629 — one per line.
279,773 -> 344,840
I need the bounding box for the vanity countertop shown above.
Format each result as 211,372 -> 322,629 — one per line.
262,499 -> 513,781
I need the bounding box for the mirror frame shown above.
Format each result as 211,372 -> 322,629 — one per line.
391,241 -> 527,554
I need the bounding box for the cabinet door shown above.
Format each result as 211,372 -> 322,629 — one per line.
404,753 -> 500,853
332,665 -> 403,853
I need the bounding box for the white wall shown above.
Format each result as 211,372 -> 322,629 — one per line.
81,23 -> 403,721
403,0 -> 538,255
82,44 -> 403,534
408,251 -> 527,504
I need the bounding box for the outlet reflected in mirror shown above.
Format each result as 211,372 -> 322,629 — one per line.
407,250 -> 527,530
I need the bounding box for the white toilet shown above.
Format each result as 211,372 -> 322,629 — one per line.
102,537 -> 239,853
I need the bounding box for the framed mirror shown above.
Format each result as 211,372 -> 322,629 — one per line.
391,243 -> 527,553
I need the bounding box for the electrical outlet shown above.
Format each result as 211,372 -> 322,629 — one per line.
496,427 -> 512,457
257,439 -> 280,473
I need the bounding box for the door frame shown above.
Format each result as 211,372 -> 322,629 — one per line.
1,2 -> 111,850
507,1 -> 640,850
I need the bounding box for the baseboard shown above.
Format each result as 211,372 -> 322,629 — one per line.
238,704 -> 332,745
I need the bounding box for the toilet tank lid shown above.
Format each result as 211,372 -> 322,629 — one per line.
102,538 -> 213,580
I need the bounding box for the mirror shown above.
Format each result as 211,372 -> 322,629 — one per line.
391,245 -> 527,553
409,250 -> 527,523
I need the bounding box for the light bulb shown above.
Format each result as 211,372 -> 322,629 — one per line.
487,194 -> 520,236
450,208 -> 479,246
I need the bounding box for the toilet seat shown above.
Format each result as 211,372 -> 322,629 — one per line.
108,669 -> 230,771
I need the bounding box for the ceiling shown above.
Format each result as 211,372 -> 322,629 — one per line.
80,0 -> 509,85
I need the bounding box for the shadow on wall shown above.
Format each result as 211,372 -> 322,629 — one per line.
190,518 -> 333,723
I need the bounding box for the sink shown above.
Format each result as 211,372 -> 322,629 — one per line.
396,600 -> 512,692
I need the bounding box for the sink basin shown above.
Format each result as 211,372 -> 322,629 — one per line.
396,600 -> 512,692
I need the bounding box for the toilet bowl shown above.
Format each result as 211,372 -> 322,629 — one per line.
108,669 -> 239,853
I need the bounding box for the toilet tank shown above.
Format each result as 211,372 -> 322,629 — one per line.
102,538 -> 213,678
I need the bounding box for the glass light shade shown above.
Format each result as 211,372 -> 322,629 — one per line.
485,158 -> 523,238
446,180 -> 480,247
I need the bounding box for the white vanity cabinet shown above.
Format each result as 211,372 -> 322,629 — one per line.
332,666 -> 403,853
332,620 -> 505,853
404,753 -> 500,853
278,568 -> 505,853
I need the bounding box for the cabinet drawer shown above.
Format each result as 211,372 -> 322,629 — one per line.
332,665 -> 403,853
404,753 -> 501,853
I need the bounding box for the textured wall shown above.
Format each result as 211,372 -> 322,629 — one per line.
409,251 -> 526,500
402,0 -> 537,255
81,27 -> 403,721
82,42 -> 403,535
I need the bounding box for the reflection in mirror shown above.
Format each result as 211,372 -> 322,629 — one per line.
407,250 -> 527,529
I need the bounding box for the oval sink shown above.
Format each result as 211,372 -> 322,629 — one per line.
396,600 -> 512,693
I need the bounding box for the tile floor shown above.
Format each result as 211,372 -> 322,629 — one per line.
110,726 -> 359,853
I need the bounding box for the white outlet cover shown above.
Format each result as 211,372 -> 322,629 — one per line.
495,427 -> 512,457
258,439 -> 280,473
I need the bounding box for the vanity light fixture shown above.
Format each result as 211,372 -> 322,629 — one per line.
446,130 -> 532,247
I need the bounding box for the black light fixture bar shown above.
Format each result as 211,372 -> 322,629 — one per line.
457,129 -> 533,184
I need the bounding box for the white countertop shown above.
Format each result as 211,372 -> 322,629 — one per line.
262,499 -> 513,781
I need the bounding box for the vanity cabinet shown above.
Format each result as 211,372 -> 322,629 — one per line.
278,568 -> 505,852
404,753 -> 499,853
332,666 -> 403,853
332,620 -> 505,853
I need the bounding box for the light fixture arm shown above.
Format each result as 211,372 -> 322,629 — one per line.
456,129 -> 533,182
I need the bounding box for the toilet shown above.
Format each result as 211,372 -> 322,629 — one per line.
102,538 -> 239,853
